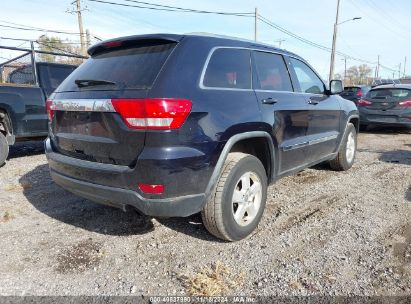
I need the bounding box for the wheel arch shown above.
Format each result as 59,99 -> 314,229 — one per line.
0,107 -> 15,144
204,131 -> 276,202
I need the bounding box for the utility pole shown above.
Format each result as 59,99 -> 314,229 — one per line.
404,57 -> 407,77
86,29 -> 91,50
398,63 -> 401,79
254,7 -> 258,41
274,39 -> 285,48
341,57 -> 347,85
376,55 -> 380,79
75,0 -> 86,56
329,0 -> 341,81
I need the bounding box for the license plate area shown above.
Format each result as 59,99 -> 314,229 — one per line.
57,111 -> 110,137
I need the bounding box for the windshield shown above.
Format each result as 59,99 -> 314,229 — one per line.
57,42 -> 176,92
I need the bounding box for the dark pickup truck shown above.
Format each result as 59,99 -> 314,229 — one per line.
0,61 -> 77,165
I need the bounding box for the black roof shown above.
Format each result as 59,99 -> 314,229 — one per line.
88,33 -> 302,59
371,84 -> 411,90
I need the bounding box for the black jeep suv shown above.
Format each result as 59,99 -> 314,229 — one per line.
45,34 -> 359,241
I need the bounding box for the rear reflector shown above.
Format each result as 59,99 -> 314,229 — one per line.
138,183 -> 164,194
356,90 -> 364,97
399,100 -> 411,107
357,99 -> 372,107
46,99 -> 54,121
111,98 -> 192,130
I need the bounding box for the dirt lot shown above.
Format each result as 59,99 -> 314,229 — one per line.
0,129 -> 410,296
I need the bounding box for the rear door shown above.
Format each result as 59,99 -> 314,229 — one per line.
49,40 -> 177,166
252,51 -> 311,173
288,57 -> 341,162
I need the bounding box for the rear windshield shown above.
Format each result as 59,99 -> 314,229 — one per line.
343,87 -> 360,93
367,88 -> 411,99
57,42 -> 176,92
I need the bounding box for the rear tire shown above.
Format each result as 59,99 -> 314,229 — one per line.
330,123 -> 357,171
0,132 -> 9,166
201,152 -> 267,241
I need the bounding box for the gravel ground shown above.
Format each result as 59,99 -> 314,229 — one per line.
0,128 -> 410,296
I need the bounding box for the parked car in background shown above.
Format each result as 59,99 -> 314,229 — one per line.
371,79 -> 401,87
340,85 -> 370,105
45,33 -> 359,241
358,84 -> 411,128
0,62 -> 78,165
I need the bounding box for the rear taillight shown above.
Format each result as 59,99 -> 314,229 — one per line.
111,98 -> 192,130
357,99 -> 372,107
356,90 -> 363,97
46,99 -> 55,121
138,183 -> 164,194
399,100 -> 411,107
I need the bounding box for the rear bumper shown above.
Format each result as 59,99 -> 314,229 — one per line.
50,169 -> 205,217
359,111 -> 411,127
45,138 -> 209,217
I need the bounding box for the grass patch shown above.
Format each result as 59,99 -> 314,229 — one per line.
180,261 -> 245,296
1,211 -> 15,223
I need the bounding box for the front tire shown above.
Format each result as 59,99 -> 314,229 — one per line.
0,132 -> 9,166
201,152 -> 268,241
330,123 -> 357,171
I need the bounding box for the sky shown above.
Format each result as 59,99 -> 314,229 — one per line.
1,0 -> 410,80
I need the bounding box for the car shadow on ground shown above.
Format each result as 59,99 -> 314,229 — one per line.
359,126 -> 411,166
8,141 -> 45,159
19,164 -> 218,241
378,150 -> 411,166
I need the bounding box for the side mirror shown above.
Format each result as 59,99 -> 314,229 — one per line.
329,80 -> 343,95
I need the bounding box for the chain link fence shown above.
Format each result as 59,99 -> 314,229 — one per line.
0,52 -> 34,84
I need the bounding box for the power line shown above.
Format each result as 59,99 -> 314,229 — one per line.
88,0 -> 254,17
123,0 -> 253,16
258,14 -> 397,72
0,23 -> 81,36
364,0 -> 410,32
0,20 -> 102,41
347,0 -> 409,41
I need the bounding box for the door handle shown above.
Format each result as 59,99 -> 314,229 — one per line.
308,98 -> 319,105
261,98 -> 278,105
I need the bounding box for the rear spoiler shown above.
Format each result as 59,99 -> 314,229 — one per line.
88,34 -> 183,56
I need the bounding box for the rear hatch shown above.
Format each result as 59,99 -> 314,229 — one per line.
364,88 -> 411,110
48,37 -> 179,167
340,86 -> 362,100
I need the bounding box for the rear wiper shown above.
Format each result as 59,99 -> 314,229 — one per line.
75,79 -> 116,88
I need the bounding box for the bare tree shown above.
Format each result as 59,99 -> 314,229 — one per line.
343,64 -> 373,85
37,35 -> 84,65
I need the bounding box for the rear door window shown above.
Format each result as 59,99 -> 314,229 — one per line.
203,48 -> 251,89
57,42 -> 177,92
253,51 -> 293,92
290,58 -> 325,94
